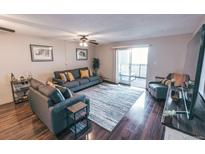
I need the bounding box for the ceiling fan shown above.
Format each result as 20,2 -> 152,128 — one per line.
0,27 -> 15,33
78,35 -> 99,47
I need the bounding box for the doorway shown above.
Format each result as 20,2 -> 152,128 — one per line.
117,46 -> 149,88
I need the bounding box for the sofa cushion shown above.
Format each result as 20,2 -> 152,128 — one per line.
88,76 -> 100,82
38,85 -> 65,106
77,78 -> 89,85
149,83 -> 167,91
70,69 -> 80,79
30,79 -> 44,90
64,80 -> 80,88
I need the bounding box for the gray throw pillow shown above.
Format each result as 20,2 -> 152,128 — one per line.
55,85 -> 73,99
38,85 -> 65,106
49,88 -> 65,105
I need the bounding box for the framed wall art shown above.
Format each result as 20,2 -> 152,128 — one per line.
76,48 -> 88,60
30,44 -> 53,62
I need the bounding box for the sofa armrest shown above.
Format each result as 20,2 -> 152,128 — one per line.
84,97 -> 90,112
148,81 -> 161,85
155,76 -> 165,80
53,78 -> 65,85
51,94 -> 86,113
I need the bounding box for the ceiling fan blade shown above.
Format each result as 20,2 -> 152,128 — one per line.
0,27 -> 15,33
78,34 -> 89,37
89,41 -> 99,45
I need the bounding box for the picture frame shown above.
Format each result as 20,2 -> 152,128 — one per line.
30,44 -> 54,62
76,48 -> 88,60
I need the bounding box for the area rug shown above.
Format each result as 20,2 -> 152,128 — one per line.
77,82 -> 144,131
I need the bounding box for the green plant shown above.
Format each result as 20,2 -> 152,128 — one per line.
92,58 -> 100,75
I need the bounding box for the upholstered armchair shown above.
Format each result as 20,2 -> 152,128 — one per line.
148,73 -> 190,100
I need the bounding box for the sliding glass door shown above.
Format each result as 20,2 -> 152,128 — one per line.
117,46 -> 149,88
117,48 -> 132,85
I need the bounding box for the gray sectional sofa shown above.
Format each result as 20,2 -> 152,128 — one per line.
53,67 -> 102,92
29,78 -> 90,134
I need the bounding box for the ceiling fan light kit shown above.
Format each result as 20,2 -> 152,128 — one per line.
79,35 -> 98,47
79,41 -> 88,47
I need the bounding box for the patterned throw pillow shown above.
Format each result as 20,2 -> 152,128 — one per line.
164,80 -> 172,86
80,70 -> 89,78
161,79 -> 167,85
59,73 -> 67,82
55,85 -> 73,99
161,79 -> 172,86
65,72 -> 75,81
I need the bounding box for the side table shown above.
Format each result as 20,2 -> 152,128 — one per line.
67,102 -> 89,138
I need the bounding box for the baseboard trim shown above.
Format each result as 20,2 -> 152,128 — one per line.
0,101 -> 13,107
103,80 -> 117,84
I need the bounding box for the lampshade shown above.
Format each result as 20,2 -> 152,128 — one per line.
83,42 -> 88,47
79,42 -> 83,46
79,41 -> 88,47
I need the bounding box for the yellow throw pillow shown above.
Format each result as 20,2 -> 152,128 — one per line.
59,73 -> 67,82
80,70 -> 89,78
46,81 -> 55,88
66,72 -> 75,81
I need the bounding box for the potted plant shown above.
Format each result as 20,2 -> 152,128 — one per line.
92,58 -> 100,75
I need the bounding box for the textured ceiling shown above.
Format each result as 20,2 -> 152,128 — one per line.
0,14 -> 204,44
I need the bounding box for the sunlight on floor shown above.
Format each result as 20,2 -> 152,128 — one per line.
131,78 -> 146,89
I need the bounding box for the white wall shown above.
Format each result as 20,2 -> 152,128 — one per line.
0,33 -> 94,105
183,31 -> 200,80
0,32 -> 194,105
95,34 -> 192,86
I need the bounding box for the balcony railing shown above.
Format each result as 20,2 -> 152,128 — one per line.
119,64 -> 147,79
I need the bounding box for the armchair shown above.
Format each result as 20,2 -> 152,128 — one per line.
148,73 -> 190,100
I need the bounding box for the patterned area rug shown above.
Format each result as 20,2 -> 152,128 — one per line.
77,83 -> 144,131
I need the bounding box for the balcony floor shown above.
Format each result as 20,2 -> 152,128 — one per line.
131,78 -> 146,88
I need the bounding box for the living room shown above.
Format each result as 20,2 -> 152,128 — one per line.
1,8 -> 205,153
1,0 -> 205,152
1,14 -> 205,141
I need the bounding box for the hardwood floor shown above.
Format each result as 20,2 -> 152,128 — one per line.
0,91 -> 165,140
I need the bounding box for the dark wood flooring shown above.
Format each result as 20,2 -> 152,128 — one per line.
0,91 -> 165,140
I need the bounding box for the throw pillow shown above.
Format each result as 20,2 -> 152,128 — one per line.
50,88 -> 65,105
55,85 -> 73,99
66,72 -> 75,81
59,73 -> 67,82
46,81 -> 55,88
161,79 -> 167,85
38,85 -> 65,106
80,69 -> 89,78
89,68 -> 93,76
63,88 -> 73,98
164,80 -> 172,86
